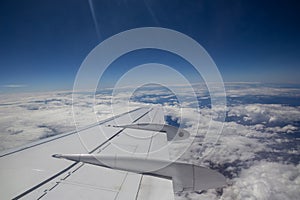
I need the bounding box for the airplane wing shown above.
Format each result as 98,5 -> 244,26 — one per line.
0,107 -> 226,200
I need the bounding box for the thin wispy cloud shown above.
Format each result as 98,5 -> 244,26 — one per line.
88,0 -> 102,41
2,84 -> 27,88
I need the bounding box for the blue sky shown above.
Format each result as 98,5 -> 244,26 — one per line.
0,0 -> 300,92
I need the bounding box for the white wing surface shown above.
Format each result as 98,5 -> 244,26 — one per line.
0,107 -> 174,200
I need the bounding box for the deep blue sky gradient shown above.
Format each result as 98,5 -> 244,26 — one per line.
0,0 -> 300,92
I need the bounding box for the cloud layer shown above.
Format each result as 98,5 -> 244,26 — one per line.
0,83 -> 299,199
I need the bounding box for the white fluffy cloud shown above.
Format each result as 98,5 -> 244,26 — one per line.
227,104 -> 300,135
222,161 -> 300,200
228,104 -> 300,124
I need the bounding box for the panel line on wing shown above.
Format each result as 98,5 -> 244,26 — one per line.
11,108 -> 152,200
88,108 -> 152,154
59,179 -> 120,192
43,107 -> 152,199
112,132 -> 141,200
